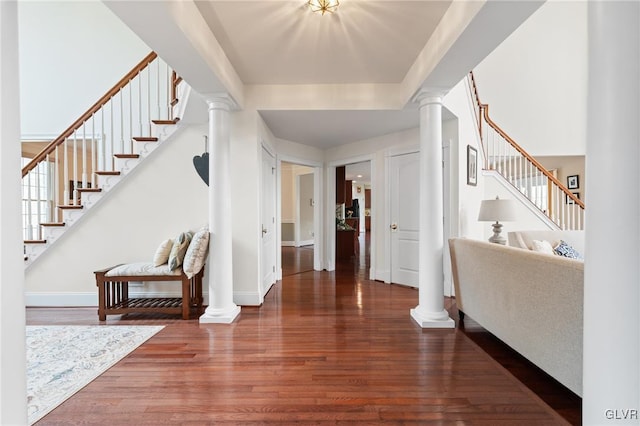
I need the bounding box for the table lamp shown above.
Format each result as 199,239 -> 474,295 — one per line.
478,196 -> 517,245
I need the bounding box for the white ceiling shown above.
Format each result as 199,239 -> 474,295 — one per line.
195,0 -> 451,85
193,0 -> 450,147
108,1 -> 542,150
259,109 -> 419,148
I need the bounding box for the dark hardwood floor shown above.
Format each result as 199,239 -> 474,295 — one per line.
27,233 -> 580,424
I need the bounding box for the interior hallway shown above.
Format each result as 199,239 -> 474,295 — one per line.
26,235 -> 579,424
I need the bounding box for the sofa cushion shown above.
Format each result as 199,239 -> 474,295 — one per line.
508,230 -> 584,254
554,240 -> 583,260
531,239 -> 555,255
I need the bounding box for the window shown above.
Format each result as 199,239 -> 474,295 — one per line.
22,158 -> 54,240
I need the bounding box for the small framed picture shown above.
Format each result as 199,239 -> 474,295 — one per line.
467,145 -> 477,186
566,192 -> 580,204
567,175 -> 579,190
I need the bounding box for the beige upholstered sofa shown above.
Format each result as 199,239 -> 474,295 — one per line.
448,237 -> 584,396
508,230 -> 584,255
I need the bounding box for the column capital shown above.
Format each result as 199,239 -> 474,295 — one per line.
411,88 -> 446,108
203,92 -> 238,111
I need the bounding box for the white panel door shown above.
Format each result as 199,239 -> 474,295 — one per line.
261,147 -> 276,296
390,152 -> 420,287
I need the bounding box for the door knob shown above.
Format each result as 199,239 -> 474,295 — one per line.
390,223 -> 398,230
262,227 -> 268,235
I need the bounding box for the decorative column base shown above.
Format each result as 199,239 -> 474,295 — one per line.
199,305 -> 241,324
410,307 -> 455,329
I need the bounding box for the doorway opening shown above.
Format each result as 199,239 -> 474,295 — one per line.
281,161 -> 315,277
335,161 -> 372,274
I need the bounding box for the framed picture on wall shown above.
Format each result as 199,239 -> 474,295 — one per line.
467,145 -> 477,186
566,192 -> 580,204
567,175 -> 579,189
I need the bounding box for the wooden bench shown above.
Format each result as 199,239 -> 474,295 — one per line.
95,263 -> 204,321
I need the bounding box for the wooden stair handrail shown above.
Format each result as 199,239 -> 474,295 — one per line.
22,51 -> 158,177
481,104 -> 585,208
469,72 -> 585,209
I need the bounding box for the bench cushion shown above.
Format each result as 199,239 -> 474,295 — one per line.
105,262 -> 182,277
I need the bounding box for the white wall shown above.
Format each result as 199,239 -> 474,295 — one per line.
442,79 -> 486,240
25,124 -> 209,303
230,109 -> 261,304
18,0 -> 150,138
472,1 -> 588,156
538,155 -> 586,202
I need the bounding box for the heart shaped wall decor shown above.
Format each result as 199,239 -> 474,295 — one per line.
193,153 -> 209,186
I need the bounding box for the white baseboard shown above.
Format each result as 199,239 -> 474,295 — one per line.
25,292 -> 96,307
233,291 -> 262,306
281,241 -> 295,247
374,269 -> 391,283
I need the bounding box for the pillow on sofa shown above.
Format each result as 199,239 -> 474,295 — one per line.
183,227 -> 210,279
554,240 -> 584,260
531,239 -> 555,255
152,238 -> 173,266
168,231 -> 193,271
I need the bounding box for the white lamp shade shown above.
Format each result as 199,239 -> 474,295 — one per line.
478,197 -> 517,222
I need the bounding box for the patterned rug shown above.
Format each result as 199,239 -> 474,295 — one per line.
26,325 -> 163,425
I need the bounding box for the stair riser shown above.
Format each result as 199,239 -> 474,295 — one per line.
80,192 -> 104,209
134,141 -> 159,157
41,226 -> 66,244
96,174 -> 123,192
61,209 -> 84,226
114,157 -> 141,175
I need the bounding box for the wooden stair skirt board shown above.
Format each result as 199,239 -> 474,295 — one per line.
94,265 -> 205,321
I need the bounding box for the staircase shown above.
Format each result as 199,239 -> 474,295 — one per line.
467,72 -> 585,230
22,51 -> 189,267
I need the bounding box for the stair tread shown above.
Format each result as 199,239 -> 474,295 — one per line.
58,205 -> 83,210
95,171 -> 121,176
40,222 -> 65,227
77,188 -> 102,193
24,240 -> 46,244
152,118 -> 180,125
132,136 -> 158,142
114,154 -> 140,159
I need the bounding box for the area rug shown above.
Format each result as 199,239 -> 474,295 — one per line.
26,325 -> 163,425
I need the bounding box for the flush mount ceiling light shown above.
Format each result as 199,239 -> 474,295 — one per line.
308,0 -> 339,15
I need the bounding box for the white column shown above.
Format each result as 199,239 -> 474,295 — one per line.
0,1 -> 28,424
410,91 -> 454,328
200,95 -> 240,324
583,2 -> 639,423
